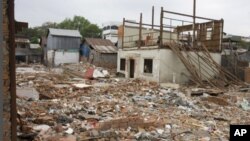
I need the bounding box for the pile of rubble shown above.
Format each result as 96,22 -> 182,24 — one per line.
16,64 -> 250,141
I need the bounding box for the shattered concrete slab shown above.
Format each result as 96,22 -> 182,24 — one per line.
17,87 -> 40,101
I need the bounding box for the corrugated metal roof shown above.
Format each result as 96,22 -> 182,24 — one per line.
85,38 -> 117,53
15,38 -> 30,43
49,28 -> 82,38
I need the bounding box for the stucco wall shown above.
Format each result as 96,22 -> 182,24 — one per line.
117,47 -> 221,84
117,48 -> 161,82
47,50 -> 79,66
159,50 -> 221,83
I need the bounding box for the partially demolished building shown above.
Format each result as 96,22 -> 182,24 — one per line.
117,7 -> 240,87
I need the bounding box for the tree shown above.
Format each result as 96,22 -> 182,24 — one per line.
17,21 -> 57,43
57,16 -> 102,38
239,40 -> 250,50
16,16 -> 102,43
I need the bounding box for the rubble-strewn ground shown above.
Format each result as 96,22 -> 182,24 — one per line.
16,63 -> 250,141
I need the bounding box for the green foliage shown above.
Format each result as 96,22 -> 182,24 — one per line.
17,22 -> 57,43
16,16 -> 102,42
30,37 -> 39,44
239,40 -> 250,49
57,16 -> 102,38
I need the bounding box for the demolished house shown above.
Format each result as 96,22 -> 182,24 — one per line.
221,34 -> 250,83
102,21 -> 121,44
85,38 -> 117,68
15,36 -> 43,63
222,50 -> 250,83
45,28 -> 82,67
117,8 -> 241,87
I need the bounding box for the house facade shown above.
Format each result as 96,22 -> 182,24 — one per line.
15,36 -> 43,63
46,28 -> 81,67
117,8 -> 227,86
102,21 -> 121,44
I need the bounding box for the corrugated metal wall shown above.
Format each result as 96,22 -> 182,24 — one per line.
47,35 -> 81,50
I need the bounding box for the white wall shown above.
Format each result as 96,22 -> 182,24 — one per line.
159,49 -> 187,83
47,50 -> 54,66
54,51 -> 79,66
47,50 -> 79,66
117,47 -> 221,84
118,48 -> 161,82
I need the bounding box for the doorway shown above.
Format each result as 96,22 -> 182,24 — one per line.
129,59 -> 135,78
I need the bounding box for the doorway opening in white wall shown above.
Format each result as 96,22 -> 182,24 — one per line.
129,59 -> 135,78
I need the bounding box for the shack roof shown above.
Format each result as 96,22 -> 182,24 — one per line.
15,37 -> 30,43
48,28 -> 82,38
85,38 -> 117,54
223,35 -> 241,42
30,44 -> 41,49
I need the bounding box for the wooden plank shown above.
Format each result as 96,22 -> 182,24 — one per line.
244,68 -> 250,83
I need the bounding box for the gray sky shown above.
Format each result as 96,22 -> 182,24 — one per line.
15,0 -> 250,36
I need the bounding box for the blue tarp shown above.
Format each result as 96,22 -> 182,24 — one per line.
80,43 -> 90,57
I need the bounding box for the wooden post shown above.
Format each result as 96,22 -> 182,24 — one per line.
139,13 -> 142,49
0,0 -> 3,140
152,6 -> 154,29
170,19 -> 172,41
192,0 -> 196,47
220,19 -> 224,52
122,18 -> 125,49
9,0 -> 17,140
159,7 -> 163,48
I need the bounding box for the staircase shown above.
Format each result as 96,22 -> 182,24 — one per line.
165,42 -> 243,88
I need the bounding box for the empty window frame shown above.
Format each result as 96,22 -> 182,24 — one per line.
206,27 -> 212,40
120,58 -> 126,71
144,59 -> 153,73
103,26 -> 107,30
111,25 -> 118,30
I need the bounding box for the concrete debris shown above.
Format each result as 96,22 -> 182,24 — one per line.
65,128 -> 74,134
16,64 -> 250,141
239,98 -> 250,111
16,87 -> 40,101
93,68 -> 110,78
33,125 -> 51,132
72,83 -> 92,89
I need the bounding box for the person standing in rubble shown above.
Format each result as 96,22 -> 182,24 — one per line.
79,39 -> 90,63
83,41 -> 90,62
79,39 -> 85,62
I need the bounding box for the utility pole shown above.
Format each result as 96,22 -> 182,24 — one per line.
192,0 -> 196,47
152,6 -> 154,29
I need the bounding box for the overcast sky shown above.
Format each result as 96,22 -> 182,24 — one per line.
15,0 -> 250,36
